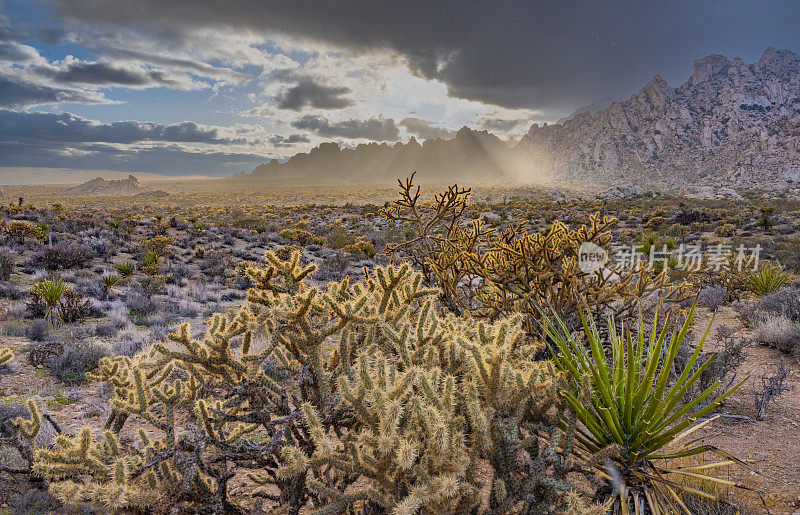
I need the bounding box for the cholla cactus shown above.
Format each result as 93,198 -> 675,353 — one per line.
383,175 -> 690,330
0,347 -> 12,366
1,220 -> 44,243
26,250 -> 573,513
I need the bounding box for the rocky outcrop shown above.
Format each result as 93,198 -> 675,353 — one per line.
244,128 -> 516,183
62,175 -> 162,196
514,48 -> 800,189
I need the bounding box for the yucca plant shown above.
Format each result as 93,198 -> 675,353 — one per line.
142,250 -> 158,267
102,273 -> 119,288
31,278 -> 66,327
115,261 -> 135,278
746,262 -> 789,296
544,302 -> 752,513
101,273 -> 119,299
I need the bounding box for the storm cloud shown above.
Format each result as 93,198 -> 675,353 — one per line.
399,117 -> 455,140
0,75 -> 111,108
33,59 -> 201,89
269,133 -> 312,147
291,115 -> 399,141
0,140 -> 265,176
276,79 -> 355,111
0,110 -> 240,144
47,0 -> 800,112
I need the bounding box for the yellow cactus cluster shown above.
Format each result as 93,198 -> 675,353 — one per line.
20,249 -> 571,513
383,175 -> 689,329
1,219 -> 44,242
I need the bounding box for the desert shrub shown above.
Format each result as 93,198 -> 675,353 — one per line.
697,284 -> 728,310
746,262 -> 790,296
112,327 -> 150,356
714,223 -> 736,237
133,235 -> 174,256
124,290 -> 158,320
219,288 -> 246,302
0,281 -> 23,299
21,251 -> 574,513
645,215 -> 670,229
47,341 -> 108,384
278,227 -> 324,245
94,321 -> 119,338
315,251 -> 350,282
25,319 -> 51,342
753,359 -> 791,420
751,315 -> 800,357
340,238 -> 377,257
757,286 -> 800,321
82,235 -> 115,259
0,249 -> 15,280
30,242 -> 95,270
674,209 -> 710,225
108,303 -> 130,328
75,277 -> 105,300
164,261 -> 195,283
324,220 -> 355,249
544,303 -> 748,512
198,248 -> 230,278
0,320 -> 26,337
59,289 -> 90,323
135,274 -> 167,296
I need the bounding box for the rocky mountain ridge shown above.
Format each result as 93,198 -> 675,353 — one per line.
243,48 -> 799,190
514,47 -> 800,189
245,127 -> 515,184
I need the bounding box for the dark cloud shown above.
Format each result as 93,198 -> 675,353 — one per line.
0,110 -> 240,144
269,133 -> 311,147
47,0 -> 800,112
399,117 -> 455,139
0,75 -> 110,108
276,79 -> 354,110
97,47 -> 247,81
477,116 -> 529,133
34,60 -> 194,88
292,115 -> 399,141
0,11 -> 25,43
0,140 -> 265,176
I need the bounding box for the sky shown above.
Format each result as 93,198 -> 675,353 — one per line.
1,0 -> 799,181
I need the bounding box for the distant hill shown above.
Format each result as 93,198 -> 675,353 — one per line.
514,47 -> 800,189
62,175 -> 166,196
240,48 -> 800,190
243,127 -> 516,184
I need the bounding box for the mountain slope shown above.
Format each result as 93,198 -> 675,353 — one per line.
514,48 -> 800,188
244,127 -> 516,183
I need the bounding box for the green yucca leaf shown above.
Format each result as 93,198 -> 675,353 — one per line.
746,261 -> 789,296
543,301 -> 754,513
544,301 -> 745,466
